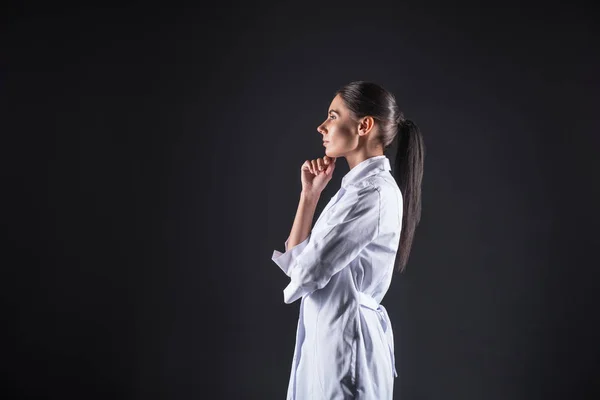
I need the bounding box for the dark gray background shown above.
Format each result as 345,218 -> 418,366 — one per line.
3,2 -> 599,399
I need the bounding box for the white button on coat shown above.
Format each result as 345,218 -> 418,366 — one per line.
272,155 -> 403,399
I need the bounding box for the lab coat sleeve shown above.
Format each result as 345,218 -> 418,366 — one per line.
271,234 -> 312,276
279,185 -> 381,304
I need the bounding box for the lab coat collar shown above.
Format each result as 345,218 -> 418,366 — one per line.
341,155 -> 391,189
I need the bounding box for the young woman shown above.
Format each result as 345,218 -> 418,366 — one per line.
271,81 -> 425,399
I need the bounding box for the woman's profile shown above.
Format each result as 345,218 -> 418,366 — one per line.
271,80 -> 425,399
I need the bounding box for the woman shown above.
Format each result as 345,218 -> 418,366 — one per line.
271,81 -> 425,399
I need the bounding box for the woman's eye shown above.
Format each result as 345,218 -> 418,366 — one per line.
329,115 -> 336,120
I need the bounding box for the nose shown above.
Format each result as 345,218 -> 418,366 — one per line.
317,124 -> 326,135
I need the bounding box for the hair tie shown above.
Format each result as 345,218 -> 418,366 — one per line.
397,117 -> 410,128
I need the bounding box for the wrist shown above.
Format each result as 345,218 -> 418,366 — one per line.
300,190 -> 320,204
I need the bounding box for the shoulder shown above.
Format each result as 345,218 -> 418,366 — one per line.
333,183 -> 381,220
344,180 -> 381,203
363,175 -> 399,199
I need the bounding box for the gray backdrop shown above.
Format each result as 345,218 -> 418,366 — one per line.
3,2 -> 599,399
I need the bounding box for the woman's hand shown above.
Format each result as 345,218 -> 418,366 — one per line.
301,155 -> 336,196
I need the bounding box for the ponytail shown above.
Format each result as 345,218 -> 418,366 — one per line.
393,119 -> 425,273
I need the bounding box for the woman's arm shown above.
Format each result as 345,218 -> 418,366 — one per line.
287,190 -> 320,249
276,185 -> 381,304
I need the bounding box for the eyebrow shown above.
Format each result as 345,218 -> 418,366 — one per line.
328,109 -> 340,115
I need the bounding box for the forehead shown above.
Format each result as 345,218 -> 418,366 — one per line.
328,94 -> 346,112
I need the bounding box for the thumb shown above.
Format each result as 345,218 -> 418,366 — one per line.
326,159 -> 336,175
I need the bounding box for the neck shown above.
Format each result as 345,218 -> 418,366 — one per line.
345,149 -> 384,170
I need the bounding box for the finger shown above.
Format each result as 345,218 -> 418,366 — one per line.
317,158 -> 324,172
311,159 -> 319,174
303,160 -> 313,175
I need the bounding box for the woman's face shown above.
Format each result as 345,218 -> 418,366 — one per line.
317,94 -> 358,158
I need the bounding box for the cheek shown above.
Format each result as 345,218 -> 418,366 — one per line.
334,126 -> 353,141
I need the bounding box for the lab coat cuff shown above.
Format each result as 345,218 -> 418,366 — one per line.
283,281 -> 302,304
271,234 -> 311,277
284,276 -> 319,304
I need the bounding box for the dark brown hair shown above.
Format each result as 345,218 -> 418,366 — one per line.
336,81 -> 425,272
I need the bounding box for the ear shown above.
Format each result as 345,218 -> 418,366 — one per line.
357,116 -> 375,137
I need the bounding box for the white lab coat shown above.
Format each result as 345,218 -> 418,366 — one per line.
272,155 -> 403,399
